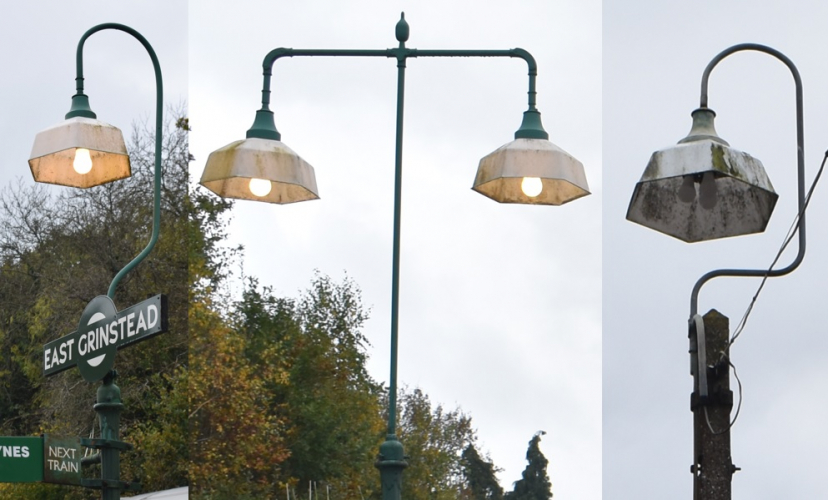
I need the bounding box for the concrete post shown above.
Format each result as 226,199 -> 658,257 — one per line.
690,310 -> 736,500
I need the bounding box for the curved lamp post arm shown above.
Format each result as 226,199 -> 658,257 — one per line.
690,43 -> 805,318
74,23 -> 164,300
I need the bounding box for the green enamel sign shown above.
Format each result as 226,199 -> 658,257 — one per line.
0,436 -> 43,483
43,294 -> 168,382
43,435 -> 83,486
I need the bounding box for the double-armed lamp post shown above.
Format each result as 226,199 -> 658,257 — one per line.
627,44 -> 808,500
27,23 -> 166,500
199,13 -> 589,499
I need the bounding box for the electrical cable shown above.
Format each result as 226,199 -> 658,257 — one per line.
704,150 -> 828,435
729,150 -> 828,347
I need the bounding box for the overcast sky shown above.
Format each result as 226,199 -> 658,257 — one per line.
9,1 -> 828,499
604,1 -> 828,498
0,2 -> 187,193
190,1 -> 601,497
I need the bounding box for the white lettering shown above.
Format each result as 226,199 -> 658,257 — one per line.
97,325 -> 108,348
49,446 -> 76,459
65,339 -> 74,361
45,338 -> 77,371
117,316 -> 127,341
136,310 -> 147,334
0,445 -> 31,458
147,304 -> 158,329
127,313 -> 135,337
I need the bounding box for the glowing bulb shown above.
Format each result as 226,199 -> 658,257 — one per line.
678,175 -> 696,203
249,178 -> 272,197
521,177 -> 543,198
73,148 -> 93,175
699,171 -> 718,210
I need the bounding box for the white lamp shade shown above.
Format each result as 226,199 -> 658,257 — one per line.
200,137 -> 319,204
627,140 -> 778,242
473,138 -> 590,205
28,117 -> 130,188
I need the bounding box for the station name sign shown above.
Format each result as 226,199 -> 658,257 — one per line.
43,294 -> 168,382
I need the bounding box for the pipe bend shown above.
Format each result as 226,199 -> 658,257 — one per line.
510,47 -> 537,74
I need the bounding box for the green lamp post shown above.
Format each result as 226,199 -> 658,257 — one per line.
29,23 -> 165,500
200,13 -> 589,499
627,44 -> 808,500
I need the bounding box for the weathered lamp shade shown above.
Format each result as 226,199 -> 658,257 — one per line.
28,116 -> 130,188
200,137 -> 319,204
472,110 -> 590,205
627,108 -> 778,242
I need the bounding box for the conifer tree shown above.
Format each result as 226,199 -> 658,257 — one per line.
461,443 -> 504,500
507,431 -> 552,500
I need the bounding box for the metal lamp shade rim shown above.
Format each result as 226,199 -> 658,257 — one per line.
28,116 -> 131,188
200,137 -> 320,204
473,138 -> 590,205
627,140 -> 778,242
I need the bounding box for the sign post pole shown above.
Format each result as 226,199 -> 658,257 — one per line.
97,371 -> 124,500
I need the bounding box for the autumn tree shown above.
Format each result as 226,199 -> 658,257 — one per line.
234,274 -> 385,498
186,142 -> 295,497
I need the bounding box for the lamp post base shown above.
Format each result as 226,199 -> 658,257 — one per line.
375,435 -> 408,500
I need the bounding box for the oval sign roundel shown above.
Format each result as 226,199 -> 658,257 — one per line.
76,296 -> 119,382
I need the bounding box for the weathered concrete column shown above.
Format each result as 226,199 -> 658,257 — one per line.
690,310 -> 736,500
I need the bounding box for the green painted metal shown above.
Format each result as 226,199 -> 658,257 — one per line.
376,15 -> 411,499
95,371 -> 127,500
58,24 -> 163,499
71,23 -> 164,300
43,294 -> 169,381
43,435 -> 83,486
246,109 -> 281,140
248,13 -> 551,499
65,93 -> 97,119
0,436 -> 43,483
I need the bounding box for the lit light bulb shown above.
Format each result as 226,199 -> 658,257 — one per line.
73,148 -> 93,175
521,177 -> 543,198
699,171 -> 718,210
249,178 -> 272,197
678,175 -> 696,203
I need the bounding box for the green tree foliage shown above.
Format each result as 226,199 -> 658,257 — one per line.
393,387 -> 477,500
192,265 -> 483,500
0,109 -> 189,498
506,432 -> 552,500
233,275 -> 385,499
187,147 -> 295,498
461,444 -> 504,500
188,278 -> 289,498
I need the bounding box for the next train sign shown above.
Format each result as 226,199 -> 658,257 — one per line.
43,294 -> 168,382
